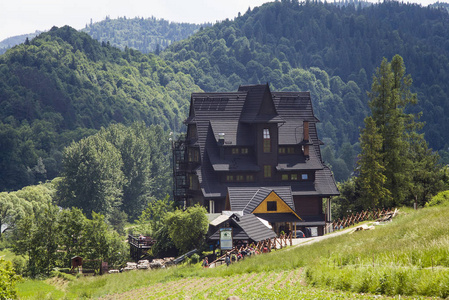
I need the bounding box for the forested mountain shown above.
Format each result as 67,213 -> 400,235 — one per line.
1,1 -> 449,193
0,17 -> 206,56
0,32 -> 42,55
0,26 -> 200,191
162,0 -> 449,162
81,16 -> 209,54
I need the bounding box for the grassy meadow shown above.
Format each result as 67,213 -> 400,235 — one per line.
11,205 -> 449,299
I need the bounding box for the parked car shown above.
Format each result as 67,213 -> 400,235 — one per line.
293,230 -> 306,238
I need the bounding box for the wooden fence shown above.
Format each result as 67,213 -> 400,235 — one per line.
332,208 -> 396,230
209,232 -> 293,267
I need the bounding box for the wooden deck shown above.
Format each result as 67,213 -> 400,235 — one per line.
128,235 -> 156,261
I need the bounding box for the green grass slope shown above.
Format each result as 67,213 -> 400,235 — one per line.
15,205 -> 449,299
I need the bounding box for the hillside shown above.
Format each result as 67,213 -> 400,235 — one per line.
0,26 -> 201,191
0,32 -> 42,55
81,16 -> 208,54
2,1 -> 449,191
15,204 -> 449,299
162,0 -> 449,161
0,17 -> 206,55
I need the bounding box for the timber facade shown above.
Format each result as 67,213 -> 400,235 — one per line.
173,84 -> 339,236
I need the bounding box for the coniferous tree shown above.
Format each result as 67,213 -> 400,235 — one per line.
367,55 -> 417,206
356,116 -> 390,209
360,55 -> 441,208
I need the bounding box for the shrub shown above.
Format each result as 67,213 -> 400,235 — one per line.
190,253 -> 200,264
11,257 -> 26,276
426,190 -> 449,207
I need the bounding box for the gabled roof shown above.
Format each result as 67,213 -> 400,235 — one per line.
272,92 -> 319,145
187,84 -> 340,200
227,186 -> 295,214
208,214 -> 277,242
238,84 -> 285,124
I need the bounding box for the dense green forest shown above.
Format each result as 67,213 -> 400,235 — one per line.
2,1 -> 449,193
0,17 -> 206,55
82,16 -> 208,54
0,26 -> 200,191
161,0 -> 449,166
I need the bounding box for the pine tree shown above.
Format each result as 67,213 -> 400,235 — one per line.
359,55 -> 441,208
366,55 -> 414,206
356,117 -> 390,209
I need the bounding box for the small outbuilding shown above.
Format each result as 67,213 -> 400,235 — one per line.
208,213 -> 277,248
71,256 -> 83,273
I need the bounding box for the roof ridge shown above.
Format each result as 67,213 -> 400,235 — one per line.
242,188 -> 262,213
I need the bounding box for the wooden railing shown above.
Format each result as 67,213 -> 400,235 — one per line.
208,233 -> 293,267
332,208 -> 397,230
128,234 -> 156,248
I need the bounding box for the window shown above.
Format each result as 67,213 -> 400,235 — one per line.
188,149 -> 193,162
264,165 -> 272,178
189,174 -> 195,189
267,201 -> 277,211
282,174 -> 289,181
291,174 -> 298,180
263,128 -> 271,152
287,147 -> 295,154
236,175 -> 244,182
226,175 -> 234,182
302,173 -> 308,180
232,148 -> 239,154
241,148 -> 248,154
209,200 -> 215,214
194,150 -> 199,162
278,147 -> 286,154
188,148 -> 199,162
246,175 -> 254,182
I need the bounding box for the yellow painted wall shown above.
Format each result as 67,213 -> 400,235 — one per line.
252,191 -> 296,215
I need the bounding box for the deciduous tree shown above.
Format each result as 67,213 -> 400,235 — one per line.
164,205 -> 208,254
57,135 -> 125,218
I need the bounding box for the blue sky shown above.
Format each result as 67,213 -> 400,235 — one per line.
0,0 -> 447,42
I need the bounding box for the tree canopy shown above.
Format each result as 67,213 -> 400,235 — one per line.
57,122 -> 171,220
356,55 -> 443,209
164,205 -> 209,254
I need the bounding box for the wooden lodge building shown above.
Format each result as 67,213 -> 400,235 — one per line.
173,84 -> 339,236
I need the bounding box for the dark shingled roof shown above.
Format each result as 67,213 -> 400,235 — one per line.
227,186 -> 295,214
208,214 -> 277,242
276,154 -> 323,171
187,84 -> 339,201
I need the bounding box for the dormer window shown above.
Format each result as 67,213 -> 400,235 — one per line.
267,201 -> 277,211
263,128 -> 271,153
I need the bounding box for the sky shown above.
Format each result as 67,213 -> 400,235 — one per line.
0,0 -> 447,42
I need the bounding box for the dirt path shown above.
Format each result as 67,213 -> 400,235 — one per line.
289,227 -> 355,249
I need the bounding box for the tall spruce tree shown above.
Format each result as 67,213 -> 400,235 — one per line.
359,55 -> 440,207
357,117 -> 390,209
